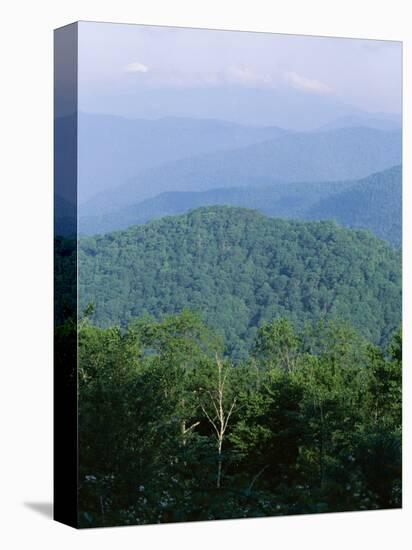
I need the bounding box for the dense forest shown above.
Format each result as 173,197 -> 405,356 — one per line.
79,206 -> 401,359
74,310 -> 401,527
55,201 -> 402,528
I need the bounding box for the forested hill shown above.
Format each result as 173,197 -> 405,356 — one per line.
79,206 -> 401,358
304,165 -> 402,247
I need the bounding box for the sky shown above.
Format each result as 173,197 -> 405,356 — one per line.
77,21 -> 402,124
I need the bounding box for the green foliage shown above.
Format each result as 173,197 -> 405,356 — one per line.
78,206 -> 401,359
57,203 -> 402,526
253,318 -> 299,371
76,312 -> 402,526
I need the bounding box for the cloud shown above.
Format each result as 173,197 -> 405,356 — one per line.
120,63 -> 332,95
284,71 -> 333,94
223,65 -> 270,86
124,61 -> 149,73
123,65 -> 273,89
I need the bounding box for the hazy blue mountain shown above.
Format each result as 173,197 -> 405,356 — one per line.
80,127 -> 401,217
79,86 -> 380,130
304,165 -> 402,246
79,180 -> 352,235
76,113 -> 287,202
79,166 -> 401,246
319,113 -> 402,132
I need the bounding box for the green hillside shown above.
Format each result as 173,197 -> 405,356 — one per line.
79,206 -> 401,358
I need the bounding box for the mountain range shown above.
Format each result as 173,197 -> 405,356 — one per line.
79,165 -> 402,246
79,86 -> 402,130
305,165 -> 402,246
75,113 -> 287,202
80,125 -> 401,218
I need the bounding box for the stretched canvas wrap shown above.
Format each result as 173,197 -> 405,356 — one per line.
54,21 -> 402,528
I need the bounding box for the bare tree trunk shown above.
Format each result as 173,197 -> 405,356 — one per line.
181,420 -> 200,446
201,354 -> 237,489
217,439 -> 223,489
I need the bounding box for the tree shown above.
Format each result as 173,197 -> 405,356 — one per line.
74,310 -> 402,525
253,318 -> 299,372
198,354 -> 238,488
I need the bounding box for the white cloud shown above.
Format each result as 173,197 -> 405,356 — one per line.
124,61 -> 149,73
224,65 -> 269,86
120,63 -> 333,96
124,65 -> 274,89
284,71 -> 333,94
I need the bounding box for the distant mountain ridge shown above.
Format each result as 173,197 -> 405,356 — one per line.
79,180 -> 352,234
79,86 -> 397,130
80,126 -> 401,217
79,165 -> 402,246
75,112 -> 288,202
305,165 -> 402,246
318,113 -> 401,132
